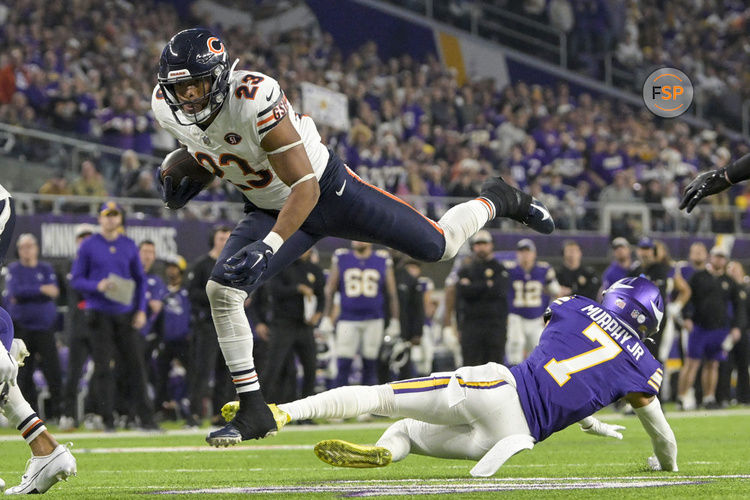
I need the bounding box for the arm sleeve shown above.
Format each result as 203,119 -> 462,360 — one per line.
726,153 -> 750,184
633,397 -> 678,471
70,243 -> 100,294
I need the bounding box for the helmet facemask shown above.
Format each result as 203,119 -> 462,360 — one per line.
158,59 -> 237,126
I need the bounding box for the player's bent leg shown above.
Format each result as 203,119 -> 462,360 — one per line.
381,418 -> 485,460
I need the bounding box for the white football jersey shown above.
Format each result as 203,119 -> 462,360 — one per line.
152,70 -> 330,210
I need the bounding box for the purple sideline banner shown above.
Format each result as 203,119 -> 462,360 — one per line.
13,214 -> 743,264
13,214 -> 221,262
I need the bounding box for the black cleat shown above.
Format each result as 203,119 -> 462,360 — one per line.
206,391 -> 277,447
480,177 -> 555,234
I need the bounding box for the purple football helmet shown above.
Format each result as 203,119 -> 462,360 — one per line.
601,276 -> 664,339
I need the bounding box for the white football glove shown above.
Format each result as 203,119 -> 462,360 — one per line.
318,316 -> 334,335
580,417 -> 625,440
385,320 -> 401,339
0,348 -> 18,387
10,338 -> 29,366
666,302 -> 682,320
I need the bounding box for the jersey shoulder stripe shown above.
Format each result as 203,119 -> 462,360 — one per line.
647,368 -> 664,392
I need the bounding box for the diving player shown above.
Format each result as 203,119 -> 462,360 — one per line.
504,238 -> 561,365
0,184 -> 77,494
320,242 -> 399,387
224,276 -> 677,476
152,28 -> 555,446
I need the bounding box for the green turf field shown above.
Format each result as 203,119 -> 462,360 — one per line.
1,408 -> 749,498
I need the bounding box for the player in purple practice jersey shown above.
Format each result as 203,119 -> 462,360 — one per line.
320,242 -> 400,386
505,239 -> 561,365
223,276 -> 677,476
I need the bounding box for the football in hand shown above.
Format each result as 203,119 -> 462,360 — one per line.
159,147 -> 215,188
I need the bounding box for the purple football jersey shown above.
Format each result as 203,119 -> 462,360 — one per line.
506,262 -> 555,319
511,295 -> 663,442
335,249 -> 390,321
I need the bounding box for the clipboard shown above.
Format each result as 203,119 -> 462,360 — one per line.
104,273 -> 136,306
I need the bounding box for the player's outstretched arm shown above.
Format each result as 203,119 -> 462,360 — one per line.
578,416 -> 625,439
222,117 -> 319,288
680,153 -> 750,213
625,392 -> 678,471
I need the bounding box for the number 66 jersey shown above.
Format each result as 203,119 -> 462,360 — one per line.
510,295 -> 663,442
151,70 -> 330,211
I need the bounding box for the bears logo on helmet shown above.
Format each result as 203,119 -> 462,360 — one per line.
157,28 -> 237,126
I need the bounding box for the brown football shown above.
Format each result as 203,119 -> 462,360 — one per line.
159,147 -> 215,188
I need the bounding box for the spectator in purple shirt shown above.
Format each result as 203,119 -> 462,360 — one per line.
70,201 -> 157,431
4,233 -> 63,419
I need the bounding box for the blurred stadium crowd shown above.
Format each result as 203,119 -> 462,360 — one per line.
410,0 -> 750,130
2,1 -> 750,236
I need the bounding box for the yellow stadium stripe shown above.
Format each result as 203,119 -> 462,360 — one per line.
438,32 -> 466,86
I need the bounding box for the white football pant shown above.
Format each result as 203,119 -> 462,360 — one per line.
505,314 -> 545,365
335,319 -> 384,360
280,362 -> 532,462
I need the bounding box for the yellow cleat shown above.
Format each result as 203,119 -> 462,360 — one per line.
221,401 -> 239,422
221,401 -> 290,431
268,404 -> 290,431
314,439 -> 392,468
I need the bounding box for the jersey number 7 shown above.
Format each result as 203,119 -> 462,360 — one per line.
543,322 -> 622,386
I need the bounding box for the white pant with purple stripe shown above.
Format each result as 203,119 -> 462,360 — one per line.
280,362 -> 532,461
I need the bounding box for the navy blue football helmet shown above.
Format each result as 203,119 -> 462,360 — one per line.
601,276 -> 664,339
158,28 -> 236,125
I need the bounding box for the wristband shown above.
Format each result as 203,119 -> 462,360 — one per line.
262,231 -> 284,253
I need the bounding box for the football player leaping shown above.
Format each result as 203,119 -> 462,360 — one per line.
152,28 -> 555,447
224,277 -> 677,476
0,185 -> 77,495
